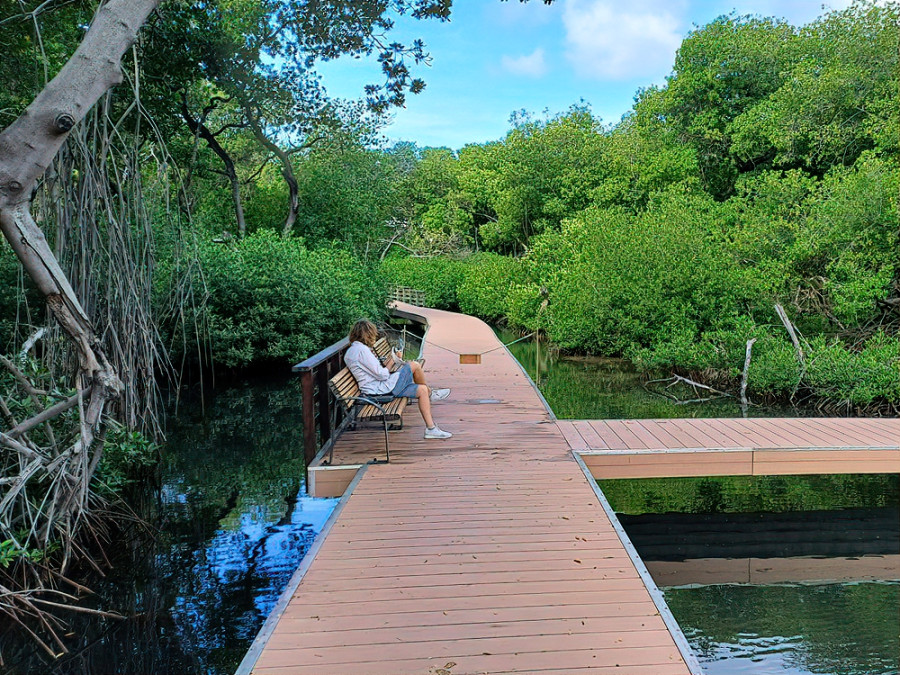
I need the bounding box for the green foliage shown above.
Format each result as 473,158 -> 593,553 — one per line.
181,230 -> 387,368
286,138 -> 404,248
95,424 -> 159,494
380,255 -> 466,309
527,191 -> 767,355
456,253 -> 525,321
0,247 -> 25,351
804,332 -> 900,405
663,14 -> 799,197
795,154 -> 898,328
0,539 -> 45,568
600,474 -> 900,515
730,2 -> 899,173
387,107 -> 614,255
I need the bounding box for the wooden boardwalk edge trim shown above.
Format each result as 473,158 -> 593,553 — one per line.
571,452 -> 704,675
236,465 -> 370,675
579,446 -> 900,455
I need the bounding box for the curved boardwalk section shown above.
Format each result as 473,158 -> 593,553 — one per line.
242,304 -> 695,675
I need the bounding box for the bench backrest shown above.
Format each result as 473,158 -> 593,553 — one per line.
328,367 -> 361,413
373,337 -> 393,361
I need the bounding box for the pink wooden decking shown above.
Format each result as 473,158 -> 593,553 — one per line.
561,418 -> 899,479
241,304 -> 697,674
240,304 -> 898,675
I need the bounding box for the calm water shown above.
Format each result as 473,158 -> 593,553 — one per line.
3,330 -> 897,674
498,328 -> 900,675
2,378 -> 337,675
495,328 -> 805,419
667,583 -> 900,675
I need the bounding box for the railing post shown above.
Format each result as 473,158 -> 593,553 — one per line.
329,354 -> 343,429
316,362 -> 331,447
299,369 -> 316,466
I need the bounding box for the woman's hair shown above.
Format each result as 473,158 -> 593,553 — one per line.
349,319 -> 378,346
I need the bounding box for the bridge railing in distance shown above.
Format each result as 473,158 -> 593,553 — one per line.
292,338 -> 349,467
389,286 -> 426,306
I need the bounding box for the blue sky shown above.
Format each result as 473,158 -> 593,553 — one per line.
317,0 -> 870,149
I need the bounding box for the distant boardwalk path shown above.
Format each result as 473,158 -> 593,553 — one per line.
240,304 -> 898,675
241,304 -> 696,674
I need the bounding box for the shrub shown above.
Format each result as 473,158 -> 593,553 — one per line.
379,256 -> 466,309
528,193 -> 768,355
456,253 -> 525,321
804,332 -> 900,405
178,230 -> 387,369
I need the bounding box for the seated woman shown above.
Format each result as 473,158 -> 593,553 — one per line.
344,319 -> 452,439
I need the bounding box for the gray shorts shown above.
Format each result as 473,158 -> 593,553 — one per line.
391,363 -> 419,398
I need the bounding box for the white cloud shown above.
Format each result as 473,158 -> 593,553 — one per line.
562,0 -> 685,81
501,48 -> 549,77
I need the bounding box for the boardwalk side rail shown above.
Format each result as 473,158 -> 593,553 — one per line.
389,285 -> 426,305
293,338 -> 350,466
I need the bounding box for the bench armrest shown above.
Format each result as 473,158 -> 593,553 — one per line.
342,395 -> 391,414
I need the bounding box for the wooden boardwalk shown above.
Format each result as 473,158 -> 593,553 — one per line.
561,418 -> 899,479
240,304 -> 899,675
241,305 -> 698,674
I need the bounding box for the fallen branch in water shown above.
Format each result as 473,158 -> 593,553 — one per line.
644,374 -> 735,404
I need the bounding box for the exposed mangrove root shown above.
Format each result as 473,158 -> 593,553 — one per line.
0,0 -> 164,658
645,373 -> 737,405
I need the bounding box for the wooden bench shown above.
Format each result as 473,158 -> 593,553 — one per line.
326,366 -> 409,464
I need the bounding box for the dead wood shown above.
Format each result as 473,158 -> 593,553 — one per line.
740,338 -> 757,407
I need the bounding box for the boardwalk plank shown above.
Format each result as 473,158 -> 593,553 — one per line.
247,304 -> 693,675
250,303 -> 899,675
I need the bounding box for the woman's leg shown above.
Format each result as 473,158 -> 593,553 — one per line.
409,360 -> 427,385
415,383 -> 435,427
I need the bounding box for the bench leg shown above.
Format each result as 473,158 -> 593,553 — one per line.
371,417 -> 390,463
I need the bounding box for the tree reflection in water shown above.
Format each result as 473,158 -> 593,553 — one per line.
4,377 -> 336,675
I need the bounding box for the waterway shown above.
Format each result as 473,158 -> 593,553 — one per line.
1,377 -> 337,675
500,329 -> 900,675
2,329 -> 897,674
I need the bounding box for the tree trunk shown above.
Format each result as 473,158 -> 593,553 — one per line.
180,98 -> 248,236
0,0 -> 162,543
242,105 -> 300,236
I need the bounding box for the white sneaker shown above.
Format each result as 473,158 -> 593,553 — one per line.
424,426 -> 453,439
430,388 -> 451,401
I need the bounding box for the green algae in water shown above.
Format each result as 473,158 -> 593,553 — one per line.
599,474 -> 900,515
665,583 -> 900,675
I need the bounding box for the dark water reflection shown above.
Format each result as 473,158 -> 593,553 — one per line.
495,328 -> 806,419
2,377 -> 336,675
600,475 -> 899,675
494,330 -> 900,675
